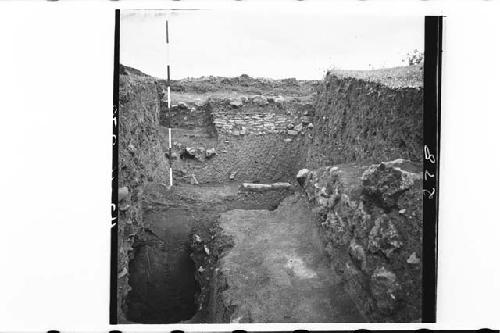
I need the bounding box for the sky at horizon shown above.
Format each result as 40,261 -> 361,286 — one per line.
121,10 -> 424,80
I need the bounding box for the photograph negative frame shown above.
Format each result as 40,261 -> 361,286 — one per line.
110,9 -> 441,325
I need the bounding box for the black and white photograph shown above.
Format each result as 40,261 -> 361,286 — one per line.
114,9 -> 433,324
4,1 -> 500,332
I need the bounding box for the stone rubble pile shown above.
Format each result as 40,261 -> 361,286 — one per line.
297,159 -> 423,322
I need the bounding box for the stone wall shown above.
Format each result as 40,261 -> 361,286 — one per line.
117,73 -> 169,322
163,97 -> 315,184
306,71 -> 423,169
299,159 -> 423,322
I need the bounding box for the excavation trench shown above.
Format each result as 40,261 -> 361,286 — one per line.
125,184 -> 292,323
126,208 -> 201,324
119,65 -> 424,323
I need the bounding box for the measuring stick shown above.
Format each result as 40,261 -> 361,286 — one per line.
166,19 -> 173,187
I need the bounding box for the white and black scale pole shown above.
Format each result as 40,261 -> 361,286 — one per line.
166,19 -> 173,187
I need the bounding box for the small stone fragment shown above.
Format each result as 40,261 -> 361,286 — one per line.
119,204 -> 130,212
118,267 -> 128,279
230,100 -> 243,108
118,187 -> 129,202
407,252 -> 420,264
274,95 -> 285,103
190,174 -> 199,185
184,147 -> 197,158
127,144 -> 136,153
296,169 -> 310,186
205,148 -> 216,159
177,101 -> 188,109
252,95 -> 268,106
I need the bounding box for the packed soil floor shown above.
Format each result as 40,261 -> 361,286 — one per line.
217,194 -> 365,322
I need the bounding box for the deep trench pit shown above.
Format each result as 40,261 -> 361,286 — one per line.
126,210 -> 201,324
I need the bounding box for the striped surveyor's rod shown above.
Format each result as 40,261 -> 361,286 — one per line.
166,19 -> 173,187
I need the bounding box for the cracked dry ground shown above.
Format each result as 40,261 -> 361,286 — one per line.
217,194 -> 366,323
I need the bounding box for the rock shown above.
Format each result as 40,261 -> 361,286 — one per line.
204,245 -> 210,255
229,171 -> 238,180
119,204 -> 130,212
241,182 -> 292,191
118,267 -> 128,279
284,138 -> 292,143
190,174 -> 199,185
308,123 -> 314,129
184,147 -> 197,158
118,187 -> 129,202
127,144 -> 136,153
287,123 -> 295,130
252,95 -> 268,106
370,266 -> 402,315
368,215 -> 403,258
242,183 -> 272,191
232,130 -> 240,136
398,209 -> 406,214
295,123 -> 303,132
205,148 -> 216,159
288,130 -> 298,136
407,252 -> 420,264
274,95 -> 285,103
301,116 -> 313,124
296,169 -> 310,186
349,238 -> 367,270
230,100 -> 243,108
177,101 -> 188,109
240,96 -> 249,103
193,234 -> 202,243
362,162 -> 422,208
